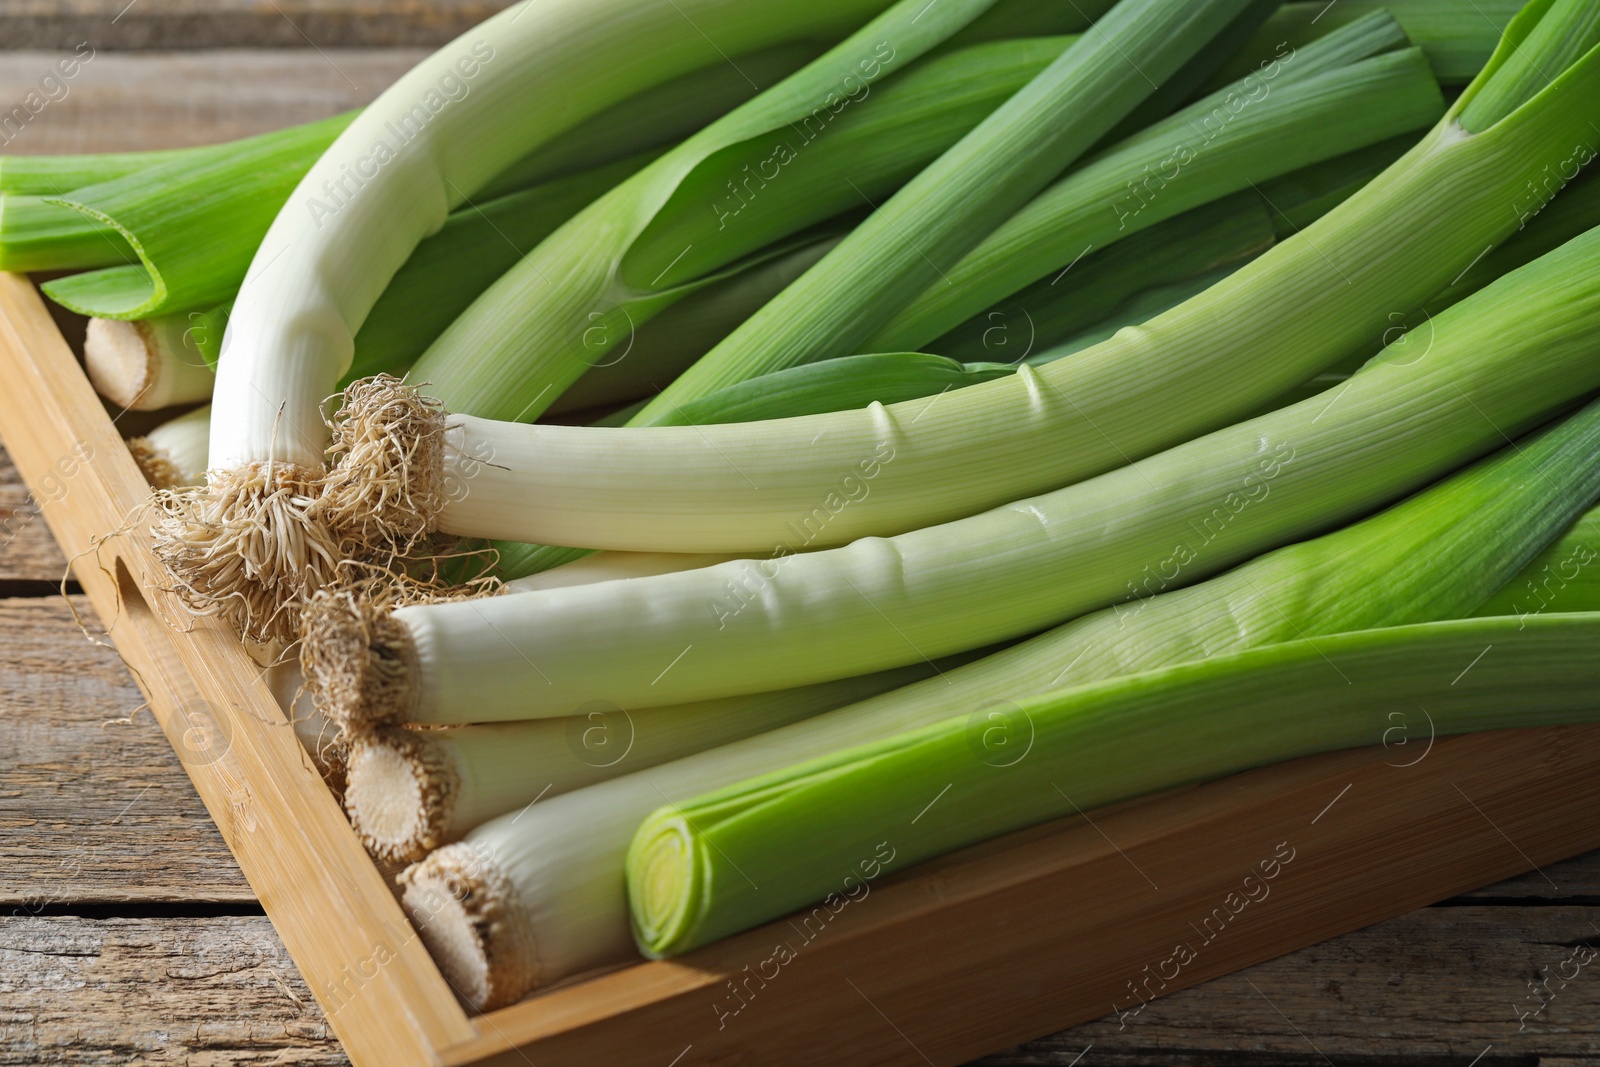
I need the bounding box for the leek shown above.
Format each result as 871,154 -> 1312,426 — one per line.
128,405 -> 211,490
504,552 -> 746,592
346,660 -> 943,863
628,612 -> 1600,957
416,3 -> 1600,555
393,394 -> 1600,1005
498,141 -> 1404,581
0,119 -> 355,273
308,224 -> 1600,728
189,152 -> 658,378
1474,506 -> 1600,620
0,194 -> 133,271
1212,0 -> 1523,86
656,353 -> 1015,426
38,112 -> 357,318
84,313 -> 212,412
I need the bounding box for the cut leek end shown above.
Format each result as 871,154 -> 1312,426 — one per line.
84,316 -> 213,411
84,317 -> 161,410
345,728 -> 459,864
318,374 -> 449,553
128,435 -> 187,490
626,813 -> 706,960
399,841 -> 537,1012
129,404 -> 211,490
152,462 -> 343,646
300,588 -> 417,737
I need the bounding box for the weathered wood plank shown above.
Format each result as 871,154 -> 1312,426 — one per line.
0,447 -> 68,584
5,906 -> 1597,1067
0,915 -> 345,1066
0,596 -> 252,905
0,49 -> 424,157
0,1 -> 514,50
1458,850 -> 1600,901
978,906 -> 1600,1065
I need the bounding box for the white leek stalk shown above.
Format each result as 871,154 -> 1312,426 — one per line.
345,659 -> 941,863
503,552 -> 743,593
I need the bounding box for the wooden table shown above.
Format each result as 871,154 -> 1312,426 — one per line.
1,6 -> 1597,1063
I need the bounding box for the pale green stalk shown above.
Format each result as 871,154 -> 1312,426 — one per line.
1210,0 -> 1523,86
628,611 -> 1600,956
344,659 -> 945,863
637,0 -> 1334,418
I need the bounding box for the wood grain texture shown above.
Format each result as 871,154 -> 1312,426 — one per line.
980,907 -> 1600,1064
0,446 -> 67,584
5,899 -> 1597,1067
0,1 -> 516,49
0,596 -> 252,906
0,916 -> 345,1066
0,49 -> 424,157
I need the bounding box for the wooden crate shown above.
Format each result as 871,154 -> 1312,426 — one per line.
2,268 -> 1598,1067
